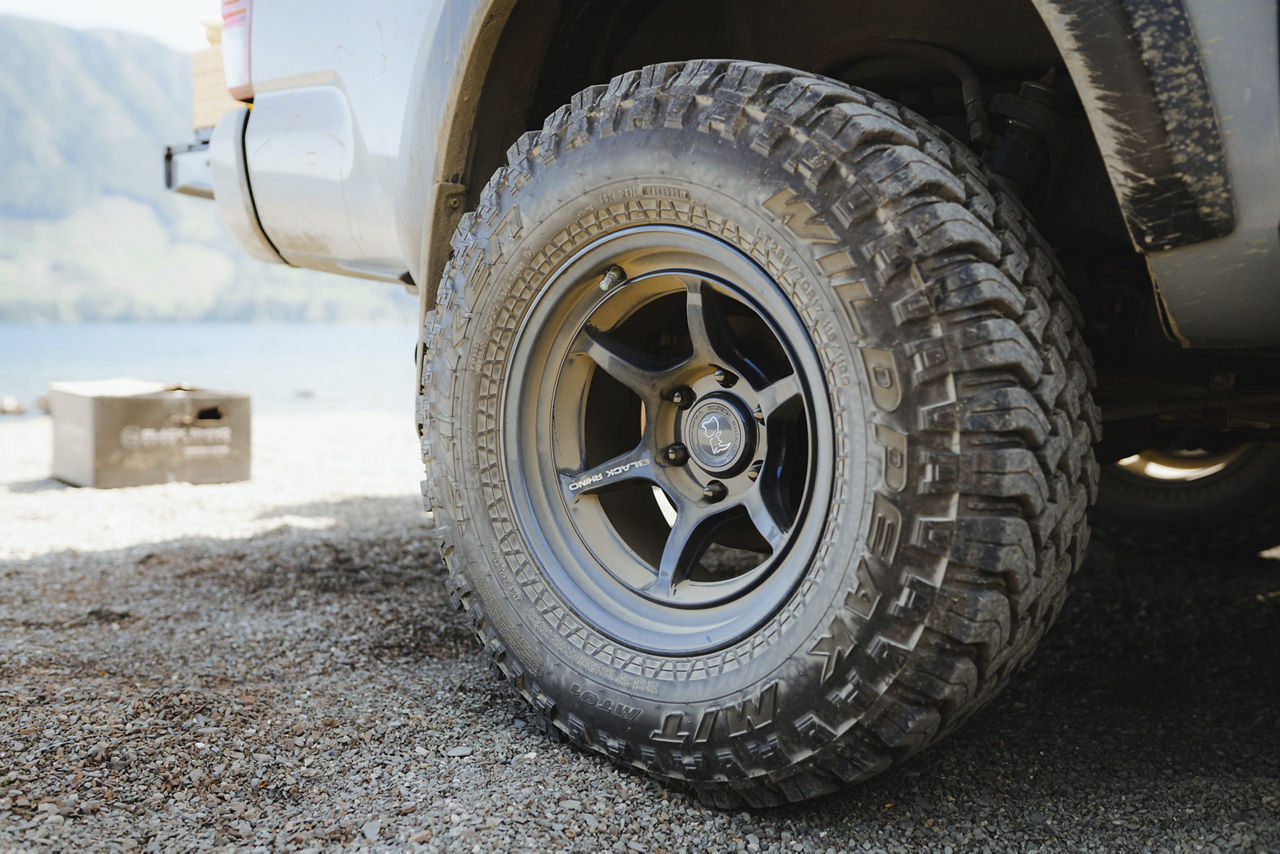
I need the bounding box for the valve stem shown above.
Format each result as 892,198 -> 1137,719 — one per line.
599,265 -> 626,291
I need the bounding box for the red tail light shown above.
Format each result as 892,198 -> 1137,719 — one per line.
221,0 -> 253,101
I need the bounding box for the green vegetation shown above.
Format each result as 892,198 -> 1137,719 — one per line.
0,16 -> 416,324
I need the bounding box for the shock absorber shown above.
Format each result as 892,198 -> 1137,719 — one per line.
984,70 -> 1075,203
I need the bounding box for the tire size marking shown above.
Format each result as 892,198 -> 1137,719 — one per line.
569,683 -> 643,721
650,683 -> 779,745
598,185 -> 691,206
819,248 -> 872,337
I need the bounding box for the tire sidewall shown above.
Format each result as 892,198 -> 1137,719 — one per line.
434,118 -> 950,772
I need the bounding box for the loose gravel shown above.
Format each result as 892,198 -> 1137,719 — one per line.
2,412 -> 1277,852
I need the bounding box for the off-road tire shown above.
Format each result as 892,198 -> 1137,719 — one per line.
1095,442 -> 1280,555
418,60 -> 1100,807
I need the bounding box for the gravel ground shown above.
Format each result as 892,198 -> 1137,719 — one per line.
2,412 -> 1277,852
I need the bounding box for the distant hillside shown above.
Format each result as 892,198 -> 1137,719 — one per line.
0,16 -> 416,323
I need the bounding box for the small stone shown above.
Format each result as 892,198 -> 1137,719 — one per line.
446,746 -> 473,758
361,820 -> 381,842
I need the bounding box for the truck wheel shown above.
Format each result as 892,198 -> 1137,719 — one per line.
1096,443 -> 1280,554
419,60 -> 1100,806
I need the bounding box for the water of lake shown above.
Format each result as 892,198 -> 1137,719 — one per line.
0,323 -> 421,415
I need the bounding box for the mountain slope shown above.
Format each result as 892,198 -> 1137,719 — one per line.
0,15 -> 415,323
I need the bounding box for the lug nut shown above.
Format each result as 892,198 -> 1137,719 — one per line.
669,387 -> 695,409
665,443 -> 689,466
702,480 -> 727,502
598,264 -> 626,291
713,367 -> 737,387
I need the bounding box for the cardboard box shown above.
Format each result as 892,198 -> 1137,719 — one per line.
192,45 -> 248,130
50,379 -> 250,488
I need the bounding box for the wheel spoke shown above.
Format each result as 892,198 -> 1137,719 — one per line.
647,503 -> 717,601
559,444 -> 657,502
738,484 -> 788,554
685,277 -> 749,373
574,327 -> 668,399
755,372 -> 802,421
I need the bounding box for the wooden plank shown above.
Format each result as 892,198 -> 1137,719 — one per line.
193,46 -> 247,129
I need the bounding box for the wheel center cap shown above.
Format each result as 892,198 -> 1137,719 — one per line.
686,397 -> 751,474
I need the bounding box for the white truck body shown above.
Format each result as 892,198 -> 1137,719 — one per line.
183,0 -> 1280,348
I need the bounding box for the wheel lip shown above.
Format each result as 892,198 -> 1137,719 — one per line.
499,224 -> 836,656
1114,445 -> 1251,483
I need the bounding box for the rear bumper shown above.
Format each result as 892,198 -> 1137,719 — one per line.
164,110 -> 285,267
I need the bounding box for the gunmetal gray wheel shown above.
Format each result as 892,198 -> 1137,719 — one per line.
1113,447 -> 1249,481
419,60 -> 1099,807
506,227 -> 833,654
1097,442 -> 1280,554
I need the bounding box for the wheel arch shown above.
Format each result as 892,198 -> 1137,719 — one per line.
411,0 -> 1234,326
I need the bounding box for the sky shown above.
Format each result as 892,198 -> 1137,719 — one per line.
0,0 -> 219,52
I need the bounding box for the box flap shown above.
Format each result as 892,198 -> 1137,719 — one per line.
49,378 -> 180,398
47,379 -> 250,400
